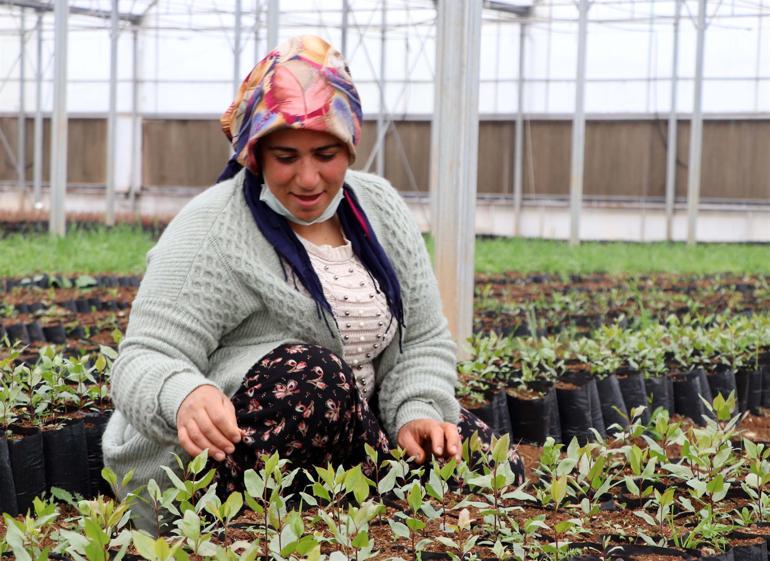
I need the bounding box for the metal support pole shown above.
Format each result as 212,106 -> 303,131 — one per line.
341,0 -> 349,59
513,22 -> 527,237
105,0 -> 119,226
18,8 -> 27,203
429,0 -> 482,358
49,0 -> 68,236
686,0 -> 707,246
254,0 -> 261,61
33,10 -> 43,209
665,0 -> 681,241
233,0 -> 242,93
569,0 -> 590,246
267,0 -> 279,50
129,26 -> 140,213
376,0 -> 387,177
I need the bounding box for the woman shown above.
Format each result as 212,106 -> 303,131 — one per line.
102,35 -> 523,532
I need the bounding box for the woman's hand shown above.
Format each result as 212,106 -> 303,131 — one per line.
397,419 -> 462,464
177,385 -> 241,462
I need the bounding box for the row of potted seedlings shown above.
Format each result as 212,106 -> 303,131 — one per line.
460,313 -> 770,445
474,274 -> 770,337
0,344 -> 116,516
3,396 -> 770,560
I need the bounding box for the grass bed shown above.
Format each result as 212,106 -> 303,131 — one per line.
1,226 -> 768,277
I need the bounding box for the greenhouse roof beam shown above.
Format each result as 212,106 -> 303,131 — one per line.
3,0 -> 142,24
483,1 -> 532,17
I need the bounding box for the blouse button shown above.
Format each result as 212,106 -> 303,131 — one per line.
344,335 -> 349,341
357,347 -> 363,352
333,275 -> 339,280
360,335 -> 365,341
373,343 -> 379,349
346,322 -> 351,328
348,267 -> 354,273
378,321 -> 384,327
344,311 -> 350,316
359,281 -> 365,287
343,295 -> 349,301
366,353 -> 372,358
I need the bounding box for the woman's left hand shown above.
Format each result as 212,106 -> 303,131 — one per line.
397,419 -> 462,464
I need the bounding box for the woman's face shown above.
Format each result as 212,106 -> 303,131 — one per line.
259,128 -> 349,222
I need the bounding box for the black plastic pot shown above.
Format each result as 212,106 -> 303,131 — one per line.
699,548 -> 734,561
84,411 -> 112,497
729,532 -> 767,561
5,323 -> 30,345
59,300 -> 78,313
7,426 -> 47,514
646,375 -> 675,416
15,303 -> 30,314
27,302 -> 45,314
616,369 -> 650,425
596,374 -> 629,433
672,368 -> 715,425
0,434 -> 18,516
42,419 -> 90,497
707,365 -> 737,408
735,369 -> 763,414
507,381 -> 562,444
66,324 -> 87,339
468,391 -> 513,438
555,372 -> 606,445
25,321 -> 45,342
42,324 -> 68,344
761,366 -> 770,409
74,299 -> 91,313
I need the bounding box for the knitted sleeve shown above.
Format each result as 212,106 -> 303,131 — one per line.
109,189 -> 255,445
365,178 -> 460,440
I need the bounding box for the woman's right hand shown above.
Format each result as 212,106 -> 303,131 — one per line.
177,385 -> 241,462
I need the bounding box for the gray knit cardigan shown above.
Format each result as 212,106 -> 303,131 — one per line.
102,169 -> 459,529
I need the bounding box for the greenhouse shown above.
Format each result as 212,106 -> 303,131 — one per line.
0,1 -> 769,560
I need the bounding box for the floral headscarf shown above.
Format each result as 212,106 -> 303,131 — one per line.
221,35 -> 363,174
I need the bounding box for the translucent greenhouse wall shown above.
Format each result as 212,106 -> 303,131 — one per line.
0,0 -> 768,242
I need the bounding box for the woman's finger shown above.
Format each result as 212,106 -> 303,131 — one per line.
217,394 -> 242,444
443,423 -> 462,460
195,410 -> 234,456
427,422 -> 446,458
397,426 -> 425,463
177,425 -> 202,458
185,420 -> 225,461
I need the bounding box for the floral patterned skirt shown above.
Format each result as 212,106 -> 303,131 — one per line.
213,343 -> 525,494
